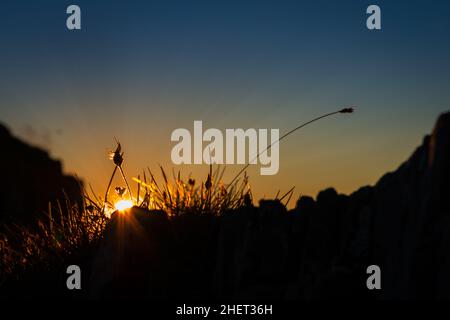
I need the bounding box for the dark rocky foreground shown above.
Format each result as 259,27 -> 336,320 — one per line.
87,112 -> 450,300
1,111 -> 449,300
0,123 -> 82,228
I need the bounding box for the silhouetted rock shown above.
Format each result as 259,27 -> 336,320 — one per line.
89,207 -> 218,299
0,123 -> 82,227
89,207 -> 173,299
233,200 -> 289,299
291,111 -> 450,299
213,206 -> 257,297
368,111 -> 450,299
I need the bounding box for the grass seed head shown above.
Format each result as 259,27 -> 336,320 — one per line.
339,107 -> 355,113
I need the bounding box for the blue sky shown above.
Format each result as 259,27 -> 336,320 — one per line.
1,0 -> 449,202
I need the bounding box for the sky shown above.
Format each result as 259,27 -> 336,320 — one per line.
1,0 -> 450,205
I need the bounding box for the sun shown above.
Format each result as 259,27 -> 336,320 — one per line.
114,199 -> 133,212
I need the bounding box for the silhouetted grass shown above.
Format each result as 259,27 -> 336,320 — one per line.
0,145 -> 253,281
0,108 -> 353,283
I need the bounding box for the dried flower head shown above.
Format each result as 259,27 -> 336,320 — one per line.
205,174 -> 212,190
115,186 -> 126,197
109,143 -> 123,166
